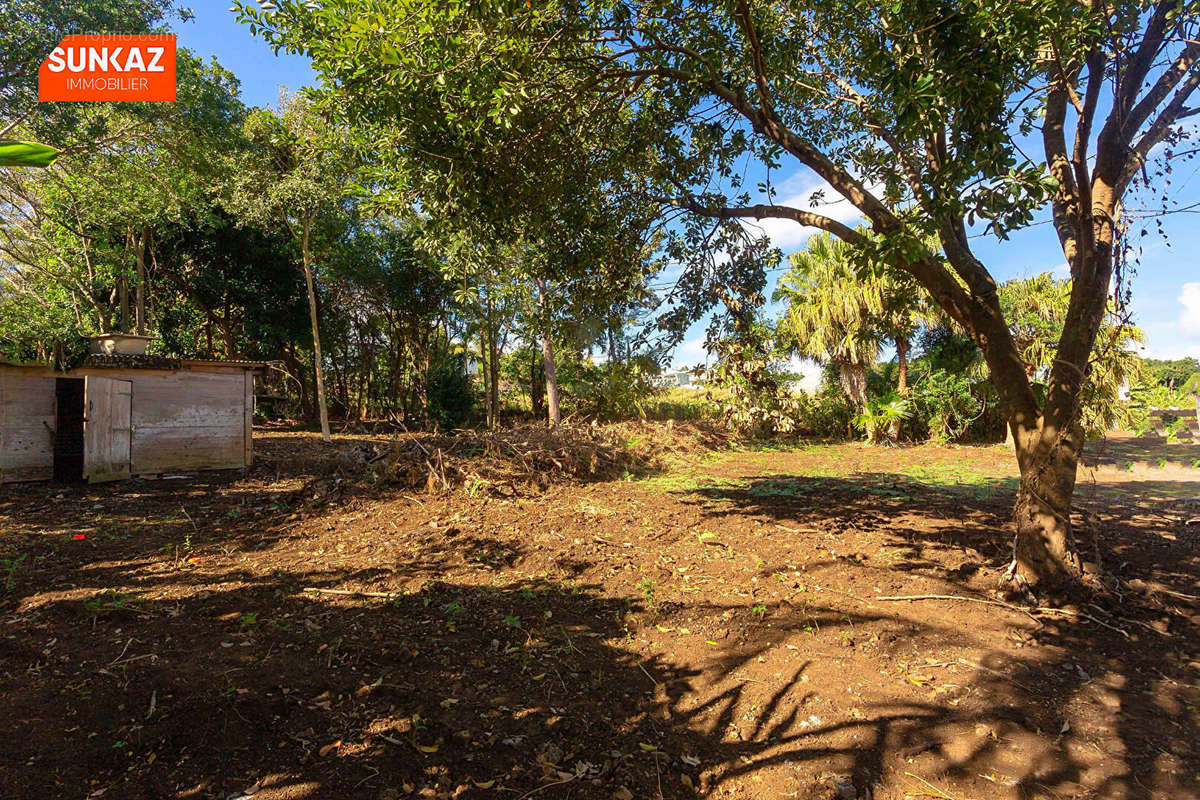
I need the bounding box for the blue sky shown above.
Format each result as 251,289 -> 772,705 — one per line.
173,3 -> 1200,370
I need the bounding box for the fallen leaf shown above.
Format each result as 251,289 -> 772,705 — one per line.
318,740 -> 340,757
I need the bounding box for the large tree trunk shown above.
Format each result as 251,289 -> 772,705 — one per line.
838,361 -> 867,413
538,280 -> 561,428
1010,417 -> 1086,590
301,216 -> 332,443
530,350 -> 545,420
487,320 -> 500,430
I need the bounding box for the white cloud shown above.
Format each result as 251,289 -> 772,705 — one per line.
739,175 -> 871,253
1180,282 -> 1200,336
785,356 -> 823,392
1141,283 -> 1200,358
670,336 -> 709,369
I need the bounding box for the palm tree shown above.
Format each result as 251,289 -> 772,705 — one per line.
775,232 -> 929,413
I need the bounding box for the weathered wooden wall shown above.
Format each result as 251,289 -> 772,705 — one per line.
0,365 -> 254,483
0,372 -> 57,482
126,370 -> 248,474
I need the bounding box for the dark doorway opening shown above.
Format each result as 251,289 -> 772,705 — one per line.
54,378 -> 84,483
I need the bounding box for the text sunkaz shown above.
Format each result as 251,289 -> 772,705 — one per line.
45,46 -> 167,74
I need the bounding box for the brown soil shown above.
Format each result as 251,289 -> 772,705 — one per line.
1,429 -> 1197,800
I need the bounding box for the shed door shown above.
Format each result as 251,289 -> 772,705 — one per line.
84,376 -> 132,483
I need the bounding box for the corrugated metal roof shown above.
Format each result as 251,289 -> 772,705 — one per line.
84,353 -> 182,369
180,359 -> 268,369
3,356 -> 268,371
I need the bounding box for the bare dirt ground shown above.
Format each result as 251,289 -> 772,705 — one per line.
1,429 -> 1198,800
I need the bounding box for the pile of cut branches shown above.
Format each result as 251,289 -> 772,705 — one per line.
381,420 -> 729,495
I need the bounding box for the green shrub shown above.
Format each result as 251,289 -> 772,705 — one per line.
427,352 -> 477,430
853,392 -> 910,445
912,369 -> 983,443
644,386 -> 719,421
793,391 -> 855,438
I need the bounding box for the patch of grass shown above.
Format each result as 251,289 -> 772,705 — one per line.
896,462 -> 1014,499
1,554 -> 27,595
740,440 -> 814,454
83,590 -> 140,619
639,471 -> 748,494
637,577 -> 657,611
748,478 -> 811,499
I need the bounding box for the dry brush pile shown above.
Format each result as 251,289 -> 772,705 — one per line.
380,420 -> 730,495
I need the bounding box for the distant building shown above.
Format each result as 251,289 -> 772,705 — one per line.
655,369 -> 700,389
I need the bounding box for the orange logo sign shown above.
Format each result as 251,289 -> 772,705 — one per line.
38,35 -> 177,102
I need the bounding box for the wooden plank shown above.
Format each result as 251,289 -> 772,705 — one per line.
84,377 -> 132,483
126,371 -> 245,428
0,372 -> 55,484
130,426 -> 244,473
244,371 -> 254,467
124,371 -> 247,473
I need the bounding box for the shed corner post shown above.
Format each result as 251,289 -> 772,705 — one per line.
244,370 -> 254,468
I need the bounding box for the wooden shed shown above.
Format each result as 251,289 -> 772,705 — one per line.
0,354 -> 263,484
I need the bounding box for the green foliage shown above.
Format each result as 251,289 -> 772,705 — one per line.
426,352 -> 477,431
776,231 -> 933,412
2,0 -> 184,146
0,140 -> 59,167
998,274 -> 1144,438
557,357 -> 663,421
853,393 -> 911,446
1126,381 -> 1199,437
1,50 -> 249,360
1141,358 -> 1200,390
702,321 -> 805,438
643,387 -> 720,422
912,369 -> 984,444
793,391 -> 856,439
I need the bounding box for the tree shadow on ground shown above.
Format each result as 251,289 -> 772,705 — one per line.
1082,435 -> 1200,469
674,471 -> 1200,798
1,457 -> 1197,799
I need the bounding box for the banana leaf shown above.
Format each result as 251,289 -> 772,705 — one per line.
0,140 -> 60,168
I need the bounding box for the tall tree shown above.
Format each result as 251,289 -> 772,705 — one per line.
0,51 -> 245,359
776,234 -> 886,413
1,0 -> 185,164
236,0 -> 663,430
228,94 -> 356,443
242,0 -> 1200,591
776,231 -> 929,413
